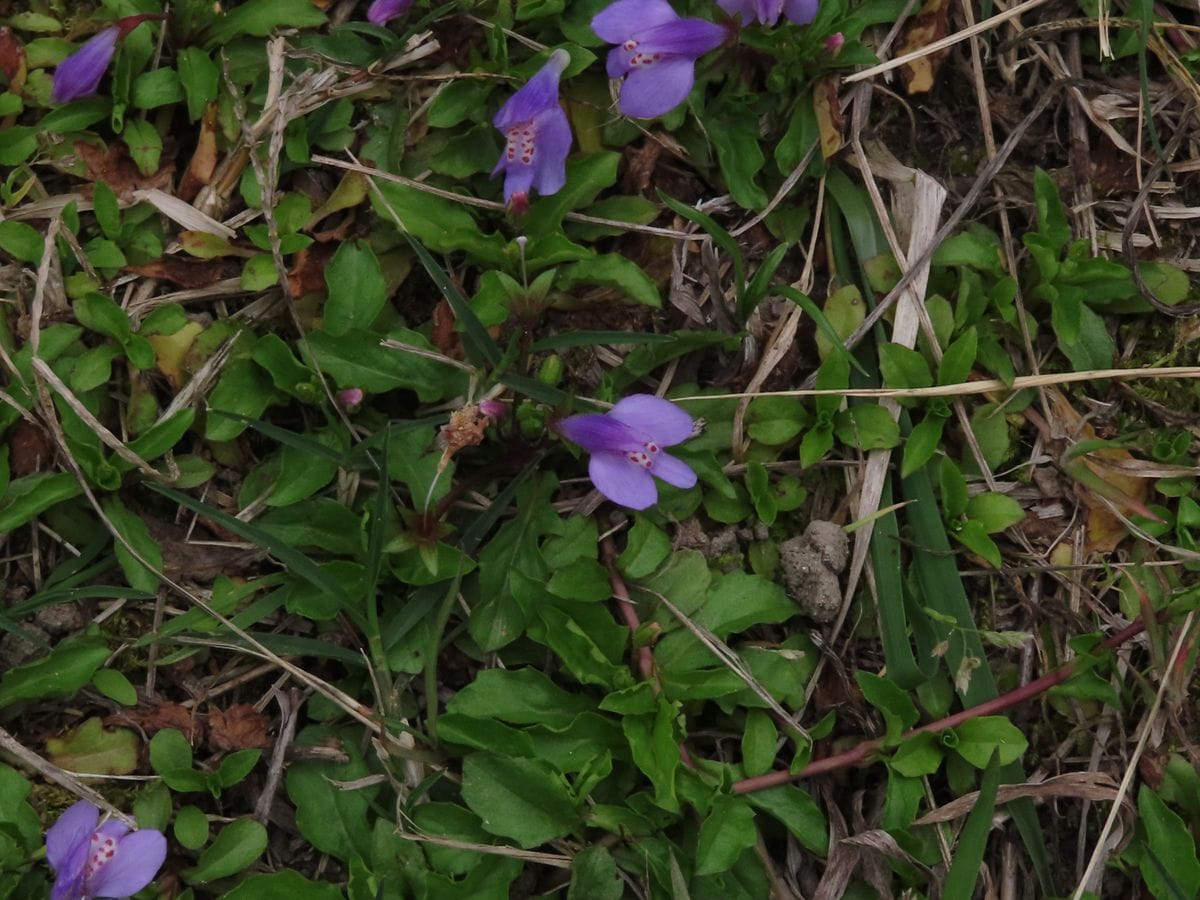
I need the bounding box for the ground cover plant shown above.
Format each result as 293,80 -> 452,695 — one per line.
2,0 -> 1200,897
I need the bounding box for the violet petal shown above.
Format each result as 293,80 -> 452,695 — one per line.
591,0 -> 679,42
557,413 -> 637,453
84,828 -> 167,898
493,49 -> 570,130
590,452 -> 657,509
45,802 -> 98,873
784,0 -> 818,24
618,56 -> 697,118
531,107 -> 572,196
51,27 -> 119,103
653,452 -> 697,489
607,395 -> 694,446
367,0 -> 414,25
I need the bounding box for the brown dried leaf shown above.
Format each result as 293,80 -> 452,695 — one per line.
437,404 -> 491,470
74,140 -> 175,200
896,0 -> 952,95
0,27 -> 27,90
127,257 -> 225,289
178,104 -> 220,203
207,703 -> 272,752
10,420 -> 51,476
114,701 -> 203,742
289,242 -> 336,298
813,76 -> 843,159
431,297 -> 464,359
913,772 -> 1123,826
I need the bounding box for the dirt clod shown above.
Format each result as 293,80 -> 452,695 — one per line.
779,520 -> 849,624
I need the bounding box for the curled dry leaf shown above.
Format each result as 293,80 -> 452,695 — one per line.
896,0 -> 951,94
127,257 -> 225,289
207,703 -> 272,752
913,771 -> 1125,826
113,701 -> 204,743
178,104 -> 221,203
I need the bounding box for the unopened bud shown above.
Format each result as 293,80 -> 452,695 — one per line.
479,399 -> 507,419
825,32 -> 844,55
338,387 -> 364,410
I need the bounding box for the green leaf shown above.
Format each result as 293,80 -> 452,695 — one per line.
526,152 -> 620,238
890,731 -> 944,777
91,669 -> 138,706
101,496 -> 162,593
741,709 -> 778,778
943,753 -> 1002,900
622,699 -> 682,813
745,462 -> 778,527
0,220 -> 45,263
901,413 -> 945,478
938,326 -> 977,385
879,343 -> 932,389
131,68 -> 183,109
0,472 -> 81,531
222,871 -> 345,900
939,457 -> 969,518
617,516 -> 671,579
745,785 -> 828,856
0,635 -> 109,709
460,753 -> 578,849
205,358 -> 276,441
695,795 -> 758,876
1058,304 -> 1114,372
205,0 -> 328,44
555,254 -> 660,307
855,671 -> 919,740
427,79 -> 496,128
568,846 -> 624,900
1138,788 -> 1200,900
286,735 -> 374,863
1033,167 -> 1071,251
951,716 -> 1028,768
306,327 -> 465,402
952,518 -> 1001,568
45,717 -> 138,775
446,668 -> 594,728
177,47 -> 219,121
707,106 -> 768,210
174,805 -> 210,851
834,404 -> 899,450
324,240 -> 387,336
122,118 -> 163,176
183,819 -> 268,884
149,728 -> 205,792
966,492 -> 1025,533
370,179 -> 505,267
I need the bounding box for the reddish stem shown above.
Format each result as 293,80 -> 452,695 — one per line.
733,616 -> 1149,794
601,536 -> 657,685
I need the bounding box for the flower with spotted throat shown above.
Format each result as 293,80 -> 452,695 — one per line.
591,0 -> 727,119
556,395 -> 698,510
46,800 -> 166,900
491,49 -> 572,212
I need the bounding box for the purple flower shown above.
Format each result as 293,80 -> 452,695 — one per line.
717,0 -> 818,26
51,28 -> 118,103
591,0 -> 727,119
367,0 -> 415,25
557,394 -> 697,510
46,801 -> 167,900
51,15 -> 163,104
491,49 -> 572,209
